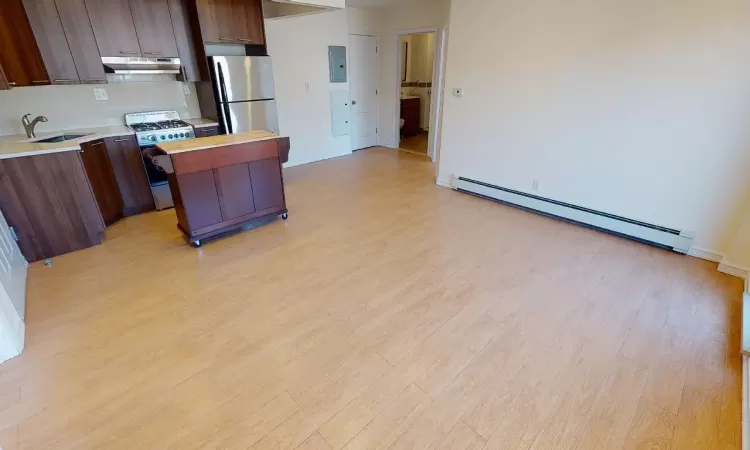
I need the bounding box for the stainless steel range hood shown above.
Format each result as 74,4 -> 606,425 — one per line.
101,57 -> 181,75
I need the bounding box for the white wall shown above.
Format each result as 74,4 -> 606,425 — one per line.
438,0 -> 750,254
0,82 -> 200,136
378,0 -> 449,148
266,9 -> 352,167
724,200 -> 750,271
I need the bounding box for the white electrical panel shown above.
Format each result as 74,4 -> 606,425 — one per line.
330,91 -> 351,137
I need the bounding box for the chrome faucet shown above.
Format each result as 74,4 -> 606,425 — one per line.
22,114 -> 48,138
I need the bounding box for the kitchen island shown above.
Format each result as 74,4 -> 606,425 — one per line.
155,131 -> 291,247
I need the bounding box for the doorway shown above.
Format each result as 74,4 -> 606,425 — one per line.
349,34 -> 379,151
397,31 -> 437,157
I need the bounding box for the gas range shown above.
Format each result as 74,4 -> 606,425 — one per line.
125,111 -> 195,146
125,110 -> 196,211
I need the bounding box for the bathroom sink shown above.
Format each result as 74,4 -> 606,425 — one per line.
32,134 -> 89,143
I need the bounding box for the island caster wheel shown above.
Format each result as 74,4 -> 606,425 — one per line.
281,213 -> 289,220
192,240 -> 202,248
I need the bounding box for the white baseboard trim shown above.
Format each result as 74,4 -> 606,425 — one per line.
719,258 -> 750,280
687,247 -> 724,262
435,179 -> 452,189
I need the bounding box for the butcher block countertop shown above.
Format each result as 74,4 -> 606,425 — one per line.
157,131 -> 279,155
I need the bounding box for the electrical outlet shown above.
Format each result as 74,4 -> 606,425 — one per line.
532,180 -> 540,191
452,88 -> 464,97
182,84 -> 190,96
93,88 -> 108,101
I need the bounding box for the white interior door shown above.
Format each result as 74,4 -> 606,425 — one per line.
349,34 -> 379,150
0,210 -> 26,361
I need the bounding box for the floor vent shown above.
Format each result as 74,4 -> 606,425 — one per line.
452,176 -> 694,254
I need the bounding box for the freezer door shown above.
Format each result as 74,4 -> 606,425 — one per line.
223,99 -> 280,135
211,56 -> 276,103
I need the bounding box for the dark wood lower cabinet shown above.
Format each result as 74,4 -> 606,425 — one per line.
194,126 -> 220,138
105,136 -> 155,216
0,151 -> 105,262
80,139 -> 123,226
157,136 -> 289,246
400,97 -> 421,138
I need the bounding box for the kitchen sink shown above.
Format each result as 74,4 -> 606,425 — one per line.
33,134 -> 89,143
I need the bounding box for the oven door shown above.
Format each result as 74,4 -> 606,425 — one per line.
140,145 -> 174,210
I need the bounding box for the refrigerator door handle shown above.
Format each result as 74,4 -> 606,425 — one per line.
216,63 -> 234,134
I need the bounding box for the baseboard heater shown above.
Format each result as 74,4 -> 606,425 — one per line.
452,176 -> 694,254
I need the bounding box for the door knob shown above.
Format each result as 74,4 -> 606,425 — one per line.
352,100 -> 357,105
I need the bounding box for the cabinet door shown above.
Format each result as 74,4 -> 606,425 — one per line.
0,0 -> 50,87
129,0 -> 179,57
233,0 -> 264,45
168,0 -> 202,81
195,0 -> 234,43
23,0 -> 80,85
105,136 -> 155,216
215,163 -> 255,221
85,0 -> 141,57
0,64 -> 9,90
80,140 -> 124,226
178,170 -> 223,231
249,157 -> 284,212
56,0 -> 107,84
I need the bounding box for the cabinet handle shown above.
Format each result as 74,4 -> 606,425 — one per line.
236,38 -> 253,43
54,79 -> 76,83
7,82 -> 17,86
32,80 -> 49,84
83,79 -> 106,83
119,51 -> 139,55
144,52 -> 163,55
218,37 -> 234,41
91,142 -> 104,147
113,138 -> 131,142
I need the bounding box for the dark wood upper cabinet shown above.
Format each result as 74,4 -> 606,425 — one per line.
168,0 -> 203,81
105,136 -> 155,216
233,0 -> 264,45
22,0 -> 79,85
195,0 -> 233,43
0,0 -> 50,87
56,0 -> 107,84
0,65 -> 9,90
80,139 -> 124,226
85,0 -> 141,57
129,0 -> 179,57
195,0 -> 264,45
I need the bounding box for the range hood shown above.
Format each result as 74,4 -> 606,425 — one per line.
263,0 -> 343,19
101,57 -> 181,75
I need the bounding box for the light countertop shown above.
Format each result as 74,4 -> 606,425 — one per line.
184,118 -> 219,128
0,118 -> 220,160
0,125 -> 134,160
157,131 -> 279,155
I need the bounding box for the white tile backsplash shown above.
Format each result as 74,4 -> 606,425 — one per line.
0,81 -> 201,136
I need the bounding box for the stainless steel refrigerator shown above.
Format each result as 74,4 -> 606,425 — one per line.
196,56 -> 279,135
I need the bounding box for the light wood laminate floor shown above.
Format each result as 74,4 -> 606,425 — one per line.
1,148 -> 742,449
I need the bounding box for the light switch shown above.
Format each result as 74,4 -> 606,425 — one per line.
93,88 -> 108,101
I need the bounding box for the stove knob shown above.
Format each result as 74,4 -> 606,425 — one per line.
160,135 -> 165,140
149,135 -> 156,141
179,132 -> 185,138
167,134 -> 173,139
